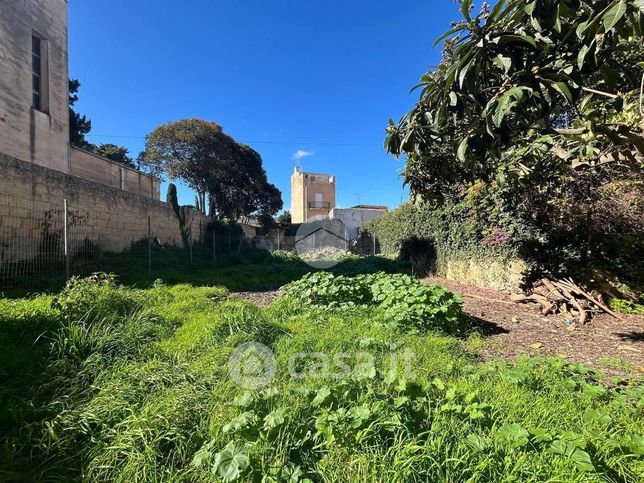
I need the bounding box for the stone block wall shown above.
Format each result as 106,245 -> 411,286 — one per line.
70,147 -> 161,199
0,153 -> 208,261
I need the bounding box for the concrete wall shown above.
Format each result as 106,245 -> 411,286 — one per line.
0,0 -> 70,172
0,153 -> 207,258
330,207 -> 388,240
70,148 -> 161,199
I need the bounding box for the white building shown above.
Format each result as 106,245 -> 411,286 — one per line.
329,205 -> 388,240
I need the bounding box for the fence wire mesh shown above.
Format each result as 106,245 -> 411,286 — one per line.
0,195 -> 248,292
0,194 -> 380,292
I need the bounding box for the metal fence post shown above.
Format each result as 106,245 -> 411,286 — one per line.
63,199 -> 70,281
212,228 -> 216,265
147,216 -> 152,278
373,235 -> 376,256
190,235 -> 193,265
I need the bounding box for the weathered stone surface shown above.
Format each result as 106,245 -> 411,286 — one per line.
0,153 -> 207,260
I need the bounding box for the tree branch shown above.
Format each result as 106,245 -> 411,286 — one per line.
581,87 -> 619,99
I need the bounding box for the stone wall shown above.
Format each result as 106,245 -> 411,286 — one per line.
70,148 -> 161,199
437,255 -> 528,292
0,153 -> 208,259
0,0 -> 70,172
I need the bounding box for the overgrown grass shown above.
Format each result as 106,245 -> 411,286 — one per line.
0,271 -> 642,482
1,248 -> 408,297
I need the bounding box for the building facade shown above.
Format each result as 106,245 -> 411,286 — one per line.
0,0 -> 70,172
0,0 -> 160,199
290,167 -> 336,223
329,205 -> 388,240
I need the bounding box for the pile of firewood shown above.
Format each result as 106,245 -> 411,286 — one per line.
511,277 -> 624,324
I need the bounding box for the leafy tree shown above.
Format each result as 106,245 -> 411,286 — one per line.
141,118 -> 283,219
93,143 -> 136,169
140,119 -> 232,211
385,0 -> 644,200
69,79 -> 92,148
276,210 -> 292,224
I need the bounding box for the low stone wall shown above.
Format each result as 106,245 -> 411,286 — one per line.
0,152 -> 207,258
437,255 -> 528,291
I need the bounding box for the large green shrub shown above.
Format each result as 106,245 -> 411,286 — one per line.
281,272 -> 463,333
364,183 -> 534,265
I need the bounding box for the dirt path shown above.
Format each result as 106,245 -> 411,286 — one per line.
232,279 -> 644,377
424,277 -> 644,377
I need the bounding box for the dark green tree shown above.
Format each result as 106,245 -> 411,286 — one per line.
93,143 -> 136,169
386,0 -> 644,200
276,210 -> 292,224
141,118 -> 283,219
69,79 -> 92,148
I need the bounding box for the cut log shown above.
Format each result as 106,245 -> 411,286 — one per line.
558,278 -> 625,322
541,278 -> 566,302
552,281 -> 588,325
511,292 -> 556,315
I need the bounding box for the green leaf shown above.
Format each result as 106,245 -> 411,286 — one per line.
602,0 -> 627,32
433,24 -> 468,47
496,423 -> 530,447
223,411 -> 255,433
582,408 -> 611,425
550,440 -> 572,456
626,434 -> 644,456
212,443 -> 251,482
576,20 -> 589,39
191,440 -> 216,469
577,43 -> 591,69
457,137 -> 468,162
432,377 -> 446,391
525,0 -> 537,15
263,408 -> 286,430
312,386 -> 331,406
234,391 -> 254,408
493,55 -> 513,74
635,0 -> 644,14
461,0 -> 473,20
531,428 -> 553,443
465,433 -> 488,451
571,448 -> 595,472
459,58 -> 475,88
551,82 -> 574,103
496,34 -> 537,48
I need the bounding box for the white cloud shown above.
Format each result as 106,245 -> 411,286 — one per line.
292,149 -> 313,160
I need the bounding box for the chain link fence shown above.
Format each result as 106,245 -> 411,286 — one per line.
0,194 -> 382,292
0,195 -> 250,292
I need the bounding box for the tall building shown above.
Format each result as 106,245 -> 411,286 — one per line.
0,0 -> 160,199
290,167 -> 336,223
0,0 -> 70,172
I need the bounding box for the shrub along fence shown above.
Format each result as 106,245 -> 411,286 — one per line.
362,199 -> 530,290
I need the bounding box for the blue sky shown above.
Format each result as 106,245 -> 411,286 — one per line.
68,0 -> 463,211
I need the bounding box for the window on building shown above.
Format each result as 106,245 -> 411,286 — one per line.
31,33 -> 48,112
